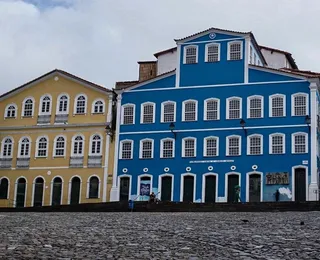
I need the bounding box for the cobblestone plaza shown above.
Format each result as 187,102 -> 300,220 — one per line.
1,212 -> 320,259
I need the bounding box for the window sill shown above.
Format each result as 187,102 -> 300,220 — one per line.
269,153 -> 285,155
183,62 -> 198,65
204,119 -> 219,121
205,60 -> 220,63
4,117 -> 15,119
247,117 -> 263,119
22,116 -> 33,118
160,157 -> 175,159
182,120 -> 197,123
73,113 -> 86,116
226,155 -> 241,157
35,156 -> 47,159
247,154 -> 263,156
139,158 -> 154,160
53,156 -> 65,159
119,158 -> 133,160
292,152 -> 307,155
91,112 -> 104,115
203,155 -> 219,157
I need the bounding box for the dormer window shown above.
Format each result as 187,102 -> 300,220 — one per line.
183,45 -> 198,64
205,43 -> 220,62
228,41 -> 242,61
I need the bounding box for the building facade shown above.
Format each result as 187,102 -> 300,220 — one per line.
111,27 -> 320,203
0,70 -> 114,207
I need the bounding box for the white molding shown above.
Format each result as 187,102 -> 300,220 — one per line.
160,138 -> 175,158
89,133 -> 103,156
21,96 -> 35,118
14,176 -> 28,208
31,176 -> 45,207
227,41 -> 243,61
50,176 -> 64,206
182,99 -> 198,122
291,132 -> 308,154
226,96 -> 242,119
182,137 -> 197,157
121,103 -> 135,125
0,176 -> 10,199
0,124 -> 107,132
86,175 -> 101,199
202,172 -> 218,203
158,173 -> 174,201
118,174 -> 132,200
180,173 -> 196,202
244,37 -> 249,83
38,94 -> 52,116
175,44 -> 181,88
204,98 -> 220,121
53,135 -> 67,158
245,171 -> 263,202
68,175 -> 82,204
226,135 -> 241,156
269,133 -> 285,154
161,101 -> 176,123
35,135 -> 49,158
119,139 -> 133,159
203,136 -> 219,157
269,94 -> 286,117
183,45 -> 198,64
247,95 -> 264,119
73,93 -> 88,115
205,43 -> 220,62
4,103 -> 17,119
17,136 -> 31,158
140,102 -> 156,124
291,92 -> 309,116
137,174 -> 153,199
139,138 -> 154,159
291,165 -> 308,201
247,134 -> 263,155
91,98 -> 105,114
224,172 -> 241,202
56,93 -> 70,115
0,136 -> 14,158
71,134 -> 85,157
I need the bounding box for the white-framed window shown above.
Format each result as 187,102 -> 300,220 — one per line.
247,134 -> 263,155
204,98 -> 220,121
18,137 -> 31,158
140,102 -> 155,124
1,137 -> 13,158
226,97 -> 242,119
90,134 -> 102,155
74,94 -> 87,115
121,104 -> 135,125
269,94 -> 286,117
269,133 -> 285,154
204,136 -> 219,157
56,93 -> 69,114
247,95 -> 263,119
182,100 -> 198,122
292,93 -> 308,116
92,99 -> 105,114
120,140 -> 133,159
54,135 -> 66,157
254,53 -> 257,65
182,137 -> 196,157
39,94 -> 52,115
22,97 -> 34,117
139,139 -> 154,159
249,46 -> 253,64
226,135 -> 241,156
292,132 -> 308,154
205,43 -> 220,62
72,135 -> 85,157
160,138 -> 175,158
4,104 -> 17,118
161,101 -> 176,123
228,41 -> 243,60
183,45 -> 198,64
36,136 -> 48,157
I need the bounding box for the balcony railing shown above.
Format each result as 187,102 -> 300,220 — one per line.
69,156 -> 84,168
16,158 -> 30,168
0,158 -> 12,169
88,155 -> 102,168
54,114 -> 68,124
37,115 -> 51,124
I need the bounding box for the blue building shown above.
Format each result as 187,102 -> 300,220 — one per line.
110,27 -> 320,203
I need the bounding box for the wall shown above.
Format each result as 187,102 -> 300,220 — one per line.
157,50 -> 177,75
260,49 -> 291,70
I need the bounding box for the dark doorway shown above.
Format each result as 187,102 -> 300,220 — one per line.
33,178 -> 44,207
227,174 -> 239,203
89,177 -> 99,199
70,177 -> 81,205
295,168 -> 306,202
52,177 -> 62,206
183,175 -> 194,202
249,174 -> 261,202
0,178 -> 9,199
119,177 -> 130,201
205,175 -> 216,203
16,178 -> 26,208
161,176 -> 172,201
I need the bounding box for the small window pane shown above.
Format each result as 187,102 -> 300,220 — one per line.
121,141 -> 132,159
272,135 -> 284,154
229,43 -> 242,60
249,136 -> 261,155
294,95 -> 307,116
184,101 -> 196,121
162,140 -> 174,158
184,139 -> 195,157
229,99 -> 240,119
228,137 -> 240,156
206,138 -> 217,156
123,106 -> 134,125
207,44 -> 219,62
141,140 -> 153,159
294,135 -> 306,153
272,97 -> 284,117
250,98 -> 262,118
185,47 -> 197,64
206,100 -> 218,120
163,103 -> 175,122
76,96 -> 86,114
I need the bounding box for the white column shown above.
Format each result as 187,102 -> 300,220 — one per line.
244,36 -> 250,84
110,93 -> 122,201
175,44 -> 181,88
308,82 -> 318,201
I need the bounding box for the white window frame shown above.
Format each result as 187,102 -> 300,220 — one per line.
89,134 -> 103,156
121,103 -> 135,125
73,93 -> 88,115
56,93 -> 70,115
226,97 -> 242,119
203,136 -> 219,157
247,95 -> 264,119
182,137 -> 197,158
21,96 -> 35,118
35,136 -> 49,158
269,94 -> 286,117
183,45 -> 198,64
4,103 -> 17,119
182,99 -> 198,122
205,43 -> 220,62
139,138 -> 154,159
291,93 -> 309,116
0,136 -> 14,158
18,136 -> 31,158
160,138 -> 175,158
269,133 -> 285,154
119,139 -> 134,160
227,41 -> 243,60
53,135 -> 67,158
91,98 -> 105,114
140,102 -> 156,124
161,101 -> 176,123
204,98 -> 220,121
247,134 -> 263,155
292,132 -> 308,154
226,135 -> 241,156
71,134 -> 85,157
38,94 -> 52,116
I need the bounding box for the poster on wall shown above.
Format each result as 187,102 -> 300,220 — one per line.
140,179 -> 151,201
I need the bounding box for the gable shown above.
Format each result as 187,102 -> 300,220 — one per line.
249,68 -> 305,83
184,32 -> 242,43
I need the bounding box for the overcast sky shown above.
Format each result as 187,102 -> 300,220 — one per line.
0,0 -> 320,95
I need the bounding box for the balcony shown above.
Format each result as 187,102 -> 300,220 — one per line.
0,158 -> 12,169
69,156 -> 84,168
16,158 -> 30,169
88,155 -> 102,168
54,114 -> 68,124
37,115 -> 51,124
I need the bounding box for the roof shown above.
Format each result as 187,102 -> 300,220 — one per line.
0,69 -> 110,100
259,45 -> 298,69
154,47 -> 177,58
137,61 -> 157,64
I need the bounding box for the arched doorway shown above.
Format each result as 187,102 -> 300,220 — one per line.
0,178 -> 9,199
70,177 -> 81,205
139,176 -> 152,201
295,168 -> 306,202
16,178 -> 26,208
183,175 -> 194,202
249,174 -> 261,202
204,175 -> 216,203
52,177 -> 63,206
160,175 -> 172,201
33,177 -> 44,207
227,174 -> 240,203
88,176 -> 99,199
119,176 -> 130,201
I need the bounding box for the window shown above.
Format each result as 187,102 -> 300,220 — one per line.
36,136 -> 48,157
248,134 -> 263,155
205,43 -> 220,62
247,96 -> 263,119
227,97 -> 242,119
270,94 -> 286,117
122,104 -> 135,125
18,137 -> 31,158
204,137 -> 219,157
269,133 -> 285,154
0,178 -> 9,199
182,137 -> 196,157
183,100 -> 198,122
204,98 -> 219,120
227,136 -> 241,156
88,176 -> 99,199
39,95 -> 51,115
292,93 -> 308,116
228,41 -> 242,60
184,45 -> 198,64
90,134 -> 102,155
54,136 -> 66,157
120,140 -> 133,159
22,97 -> 34,117
92,99 -> 105,114
72,135 -> 84,156
141,102 -> 155,124
160,138 -> 175,158
5,104 -> 17,118
139,139 -> 154,159
249,46 -> 253,64
292,133 -> 308,154
74,94 -> 87,114
254,53 -> 257,65
1,137 -> 13,158
57,94 -> 69,114
161,101 -> 176,123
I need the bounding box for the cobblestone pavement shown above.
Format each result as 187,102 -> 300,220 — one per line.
1,212 -> 320,259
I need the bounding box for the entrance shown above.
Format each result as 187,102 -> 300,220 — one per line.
161,176 -> 172,201
183,175 -> 194,202
227,174 -> 239,203
119,177 -> 130,201
295,168 -> 306,202
33,178 -> 44,207
249,174 -> 261,202
52,177 -> 63,206
70,177 -> 81,205
205,175 -> 216,203
16,178 -> 26,208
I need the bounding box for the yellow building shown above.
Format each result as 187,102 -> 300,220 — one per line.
0,69 -> 115,207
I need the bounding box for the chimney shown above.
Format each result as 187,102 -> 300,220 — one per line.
138,61 -> 157,82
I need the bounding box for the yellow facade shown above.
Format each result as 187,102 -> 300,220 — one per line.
0,70 -> 114,207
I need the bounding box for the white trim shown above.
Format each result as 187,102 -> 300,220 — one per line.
183,45 -> 198,64
291,165 -> 308,201
247,95 -> 264,119
202,172 -> 218,203
17,136 -> 31,158
246,171 -> 263,202
203,136 -> 219,157
91,98 -> 105,114
121,103 -> 135,125
140,102 -> 156,124
226,97 -> 242,119
180,173 -> 196,202
14,176 -> 27,208
89,133 -> 103,156
119,139 -> 134,159
204,98 -> 220,121
244,37 -> 249,83
68,175 -> 82,204
31,176 -> 45,207
181,37 -> 246,45
182,99 -> 198,122
86,175 -> 101,199
50,176 -> 64,206
118,174 -> 132,200
269,133 -> 285,154
161,101 -> 176,123
137,174 -> 153,198
38,94 -> 52,116
0,136 -> 14,158
158,173 -> 174,201
224,172 -> 241,202
247,134 -> 263,155
175,44 -> 181,87
291,92 -> 309,116
21,96 -> 35,118
0,177 -> 10,199
73,93 -> 88,115
53,135 -> 67,158
291,132 -> 308,154
30,166 -> 69,170
226,135 -> 241,156
227,41 -> 243,61
182,137 -> 197,157
205,43 -> 220,62
160,138 -> 175,158
4,103 -> 17,119
35,135 -> 49,158
0,124 -> 107,132
56,93 -> 70,115
269,94 -> 286,117
71,133 -> 85,157
139,138 -> 154,159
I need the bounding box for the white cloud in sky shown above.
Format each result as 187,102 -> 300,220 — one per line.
0,0 -> 320,95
